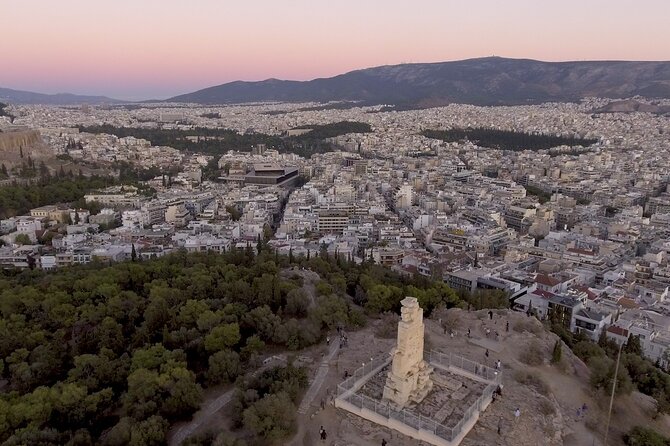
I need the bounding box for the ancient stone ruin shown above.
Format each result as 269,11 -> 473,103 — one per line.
383,296 -> 434,407
335,296 -> 501,446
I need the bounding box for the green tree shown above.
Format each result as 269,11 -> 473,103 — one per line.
551,340 -> 562,364
14,233 -> 31,245
625,335 -> 643,356
129,415 -> 169,446
589,356 -> 634,396
284,289 -> 309,318
242,391 -> 297,441
204,323 -> 241,352
207,349 -> 241,385
623,425 -> 670,446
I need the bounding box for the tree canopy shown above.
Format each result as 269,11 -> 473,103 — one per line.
0,246 -> 473,443
422,127 -> 597,153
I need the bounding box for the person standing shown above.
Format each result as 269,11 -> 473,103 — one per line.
514,408 -> 521,422
320,426 -> 327,441
498,417 -> 503,435
382,440 -> 388,446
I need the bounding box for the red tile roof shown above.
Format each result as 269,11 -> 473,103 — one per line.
617,297 -> 640,309
607,326 -> 629,337
535,274 -> 561,287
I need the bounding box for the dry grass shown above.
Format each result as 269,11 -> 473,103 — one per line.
513,318 -> 543,334
519,340 -> 546,366
375,312 -> 399,339
539,399 -> 555,416
514,370 -> 551,397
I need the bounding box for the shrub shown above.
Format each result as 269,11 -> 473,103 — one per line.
242,391 -> 297,441
589,356 -> 634,395
514,370 -> 551,397
519,340 -> 546,366
375,312 -> 399,339
623,426 -> 670,446
513,319 -> 542,335
573,341 -> 606,363
551,340 -> 562,364
539,399 -> 555,416
284,289 -> 310,318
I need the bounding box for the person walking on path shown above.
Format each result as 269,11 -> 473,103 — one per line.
485,349 -> 489,359
320,426 -> 327,441
382,440 -> 388,446
498,417 -> 503,435
506,321 -> 509,332
514,408 -> 521,422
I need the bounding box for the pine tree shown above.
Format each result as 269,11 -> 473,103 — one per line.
288,247 -> 294,263
598,327 -> 609,348
39,161 -> 49,179
131,244 -> 137,262
0,163 -> 7,177
551,340 -> 562,364
625,335 -> 643,356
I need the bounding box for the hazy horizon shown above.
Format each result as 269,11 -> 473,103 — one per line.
1,0 -> 669,101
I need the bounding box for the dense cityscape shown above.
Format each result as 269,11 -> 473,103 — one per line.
2,95 -> 670,444
2,0 -> 670,444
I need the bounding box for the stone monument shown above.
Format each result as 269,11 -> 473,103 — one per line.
383,296 -> 434,407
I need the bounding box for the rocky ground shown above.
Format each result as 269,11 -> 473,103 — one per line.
292,308 -> 670,446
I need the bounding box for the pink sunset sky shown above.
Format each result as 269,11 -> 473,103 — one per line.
1,0 -> 669,100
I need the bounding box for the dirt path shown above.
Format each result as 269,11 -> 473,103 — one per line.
286,341 -> 341,446
168,386 -> 236,446
298,341 -> 339,415
167,356 -> 287,445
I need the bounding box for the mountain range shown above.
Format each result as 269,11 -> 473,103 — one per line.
168,57 -> 670,106
0,87 -> 121,105
2,57 -> 670,107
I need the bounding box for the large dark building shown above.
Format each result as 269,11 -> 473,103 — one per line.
221,163 -> 299,187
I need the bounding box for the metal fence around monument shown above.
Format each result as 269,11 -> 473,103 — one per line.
336,350 -> 502,442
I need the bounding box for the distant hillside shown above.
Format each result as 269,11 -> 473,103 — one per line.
169,57 -> 670,106
0,87 -> 121,105
593,99 -> 670,114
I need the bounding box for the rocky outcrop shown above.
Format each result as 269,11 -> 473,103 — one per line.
0,129 -> 49,167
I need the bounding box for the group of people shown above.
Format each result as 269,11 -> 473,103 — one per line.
576,403 -> 588,419
336,326 -> 348,348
